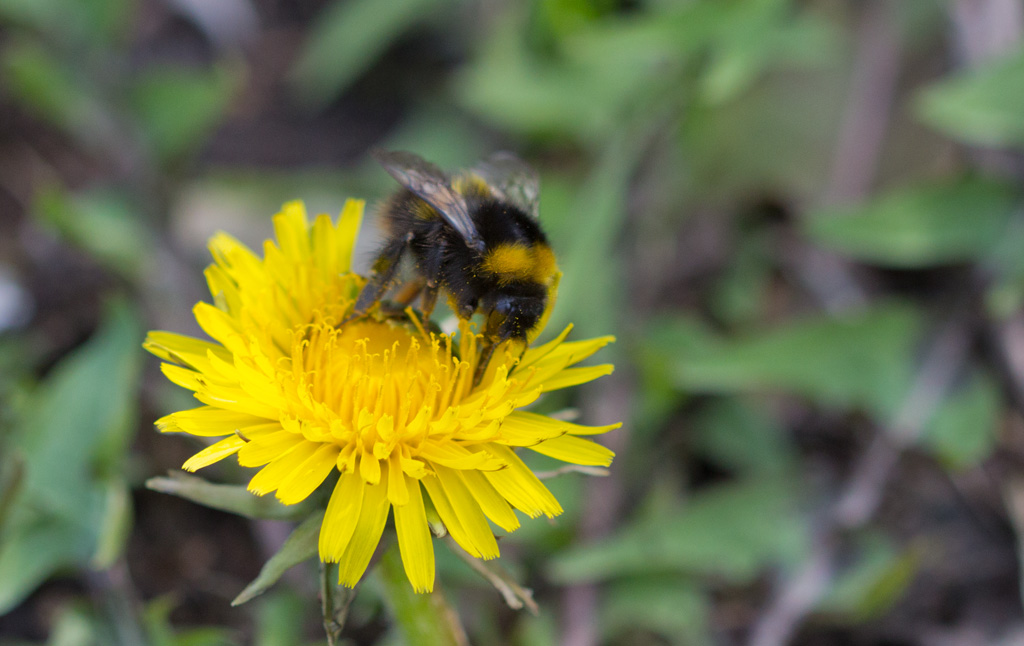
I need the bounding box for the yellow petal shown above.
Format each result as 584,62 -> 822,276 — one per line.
526,335 -> 615,373
335,199 -> 364,272
204,264 -> 241,314
276,443 -> 340,505
337,471 -> 391,588
497,413 -> 567,446
393,479 -> 434,592
387,452 -> 409,506
433,465 -> 499,559
248,441 -> 319,496
237,430 -> 304,467
540,364 -> 614,393
517,324 -> 573,370
156,406 -> 273,437
529,435 -> 615,466
208,232 -> 260,274
160,363 -> 205,393
193,302 -> 244,353
421,473 -> 478,557
458,470 -> 519,532
417,442 -> 501,470
483,444 -> 562,518
503,410 -> 621,438
273,201 -> 311,263
144,331 -> 232,369
320,472 -> 365,562
360,452 -> 382,485
193,390 -> 282,422
312,214 -> 338,281
182,435 -> 247,471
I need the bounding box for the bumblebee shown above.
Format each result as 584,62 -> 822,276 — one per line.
351,149 -> 559,379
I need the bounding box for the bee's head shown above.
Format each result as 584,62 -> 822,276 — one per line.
485,287 -> 547,342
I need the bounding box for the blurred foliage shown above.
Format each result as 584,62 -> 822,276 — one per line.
0,301 -> 141,613
917,48 -> 1024,148
3,0 -> 1024,644
807,178 -> 1019,268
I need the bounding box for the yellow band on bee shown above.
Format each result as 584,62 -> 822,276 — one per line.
452,174 -> 492,198
482,243 -> 557,285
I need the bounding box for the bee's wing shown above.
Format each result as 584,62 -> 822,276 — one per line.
472,152 -> 540,219
373,149 -> 485,252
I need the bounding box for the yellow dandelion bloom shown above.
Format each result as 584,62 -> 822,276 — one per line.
145,200 -> 619,593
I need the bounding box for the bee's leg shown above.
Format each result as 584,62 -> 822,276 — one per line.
419,282 -> 440,320
472,311 -> 506,387
378,276 -> 425,318
347,233 -> 412,321
391,276 -> 425,306
473,338 -> 498,388
416,236 -> 445,321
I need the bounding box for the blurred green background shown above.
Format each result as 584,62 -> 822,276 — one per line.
4,0 -> 1024,644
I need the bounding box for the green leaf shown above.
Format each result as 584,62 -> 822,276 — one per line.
290,0 -> 455,109
146,473 -> 309,521
45,603 -> 104,646
376,546 -> 466,646
0,521 -> 85,613
923,370 -> 1000,470
232,512 -> 323,606
648,305 -> 921,417
146,472 -> 307,524
698,0 -> 837,104
548,122 -> 656,341
129,63 -> 238,163
512,612 -> 558,646
1,39 -> 107,144
143,596 -> 238,646
983,214 -> 1024,319
602,577 -> 709,646
0,0 -> 133,46
0,453 -> 25,536
549,478 -> 807,583
91,479 -> 133,569
682,64 -> 845,202
456,6 -> 681,142
916,47 -> 1024,147
167,628 -> 239,646
0,301 -> 142,612
34,186 -> 152,277
13,300 -> 142,518
805,179 -> 1018,268
709,230 -> 773,327
690,398 -> 796,475
254,591 -> 309,646
0,0 -> 64,30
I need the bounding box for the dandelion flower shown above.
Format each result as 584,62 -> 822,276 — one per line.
145,200 -> 619,593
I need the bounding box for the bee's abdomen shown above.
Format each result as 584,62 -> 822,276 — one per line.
480,242 -> 557,286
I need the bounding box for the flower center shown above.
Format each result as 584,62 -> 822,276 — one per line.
280,317 -> 476,457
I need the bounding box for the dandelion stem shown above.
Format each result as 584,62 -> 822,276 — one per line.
319,562 -> 356,646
